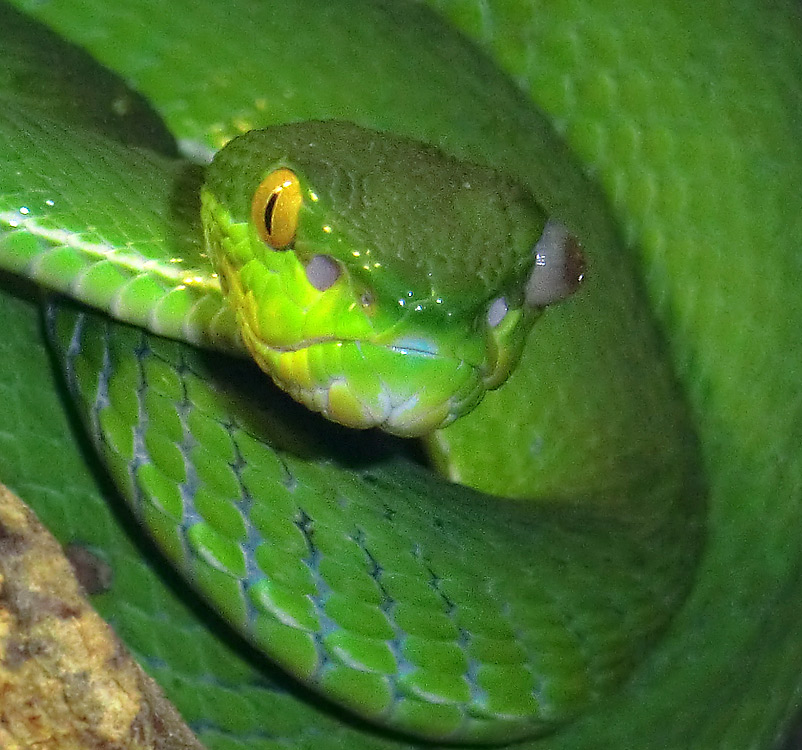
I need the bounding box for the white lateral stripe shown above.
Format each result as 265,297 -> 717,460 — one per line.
0,212 -> 219,291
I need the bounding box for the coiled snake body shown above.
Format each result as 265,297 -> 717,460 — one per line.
1,0 -> 801,747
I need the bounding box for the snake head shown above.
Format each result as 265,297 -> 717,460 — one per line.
202,121 -> 583,436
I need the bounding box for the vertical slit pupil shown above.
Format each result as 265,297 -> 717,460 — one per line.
264,191 -> 279,234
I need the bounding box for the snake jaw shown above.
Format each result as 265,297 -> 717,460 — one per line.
223,258 -> 530,435
249,335 -> 485,437
231,296 -> 533,436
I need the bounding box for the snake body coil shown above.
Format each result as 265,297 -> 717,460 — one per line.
0,0 -> 801,748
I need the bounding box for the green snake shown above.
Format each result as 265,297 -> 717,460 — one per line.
1,0 -> 801,747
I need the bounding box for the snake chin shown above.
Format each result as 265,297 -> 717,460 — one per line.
245,335 -> 484,436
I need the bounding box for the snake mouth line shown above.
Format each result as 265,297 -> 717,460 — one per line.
264,335 -> 449,360
248,329 -> 487,436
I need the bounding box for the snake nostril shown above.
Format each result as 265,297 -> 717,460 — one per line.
305,254 -> 341,291
487,296 -> 508,327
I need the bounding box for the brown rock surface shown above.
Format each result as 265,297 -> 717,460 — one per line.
0,484 -> 203,750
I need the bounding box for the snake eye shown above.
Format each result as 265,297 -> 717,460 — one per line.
251,168 -> 302,249
525,220 -> 586,307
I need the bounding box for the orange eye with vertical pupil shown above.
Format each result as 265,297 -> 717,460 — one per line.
251,168 -> 302,249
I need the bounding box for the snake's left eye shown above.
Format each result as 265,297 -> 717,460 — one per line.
251,168 -> 302,250
525,220 -> 585,308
